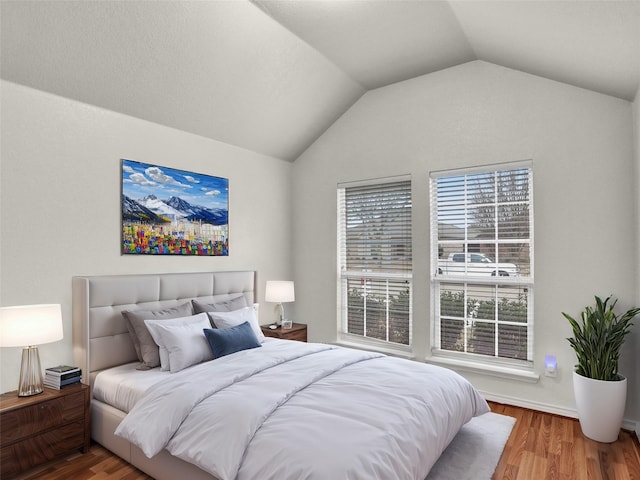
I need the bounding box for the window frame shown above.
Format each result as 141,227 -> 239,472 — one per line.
429,161 -> 535,372
337,175 -> 413,353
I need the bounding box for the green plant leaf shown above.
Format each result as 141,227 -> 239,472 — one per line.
563,295 -> 638,381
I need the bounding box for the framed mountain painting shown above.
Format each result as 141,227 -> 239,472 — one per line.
121,159 -> 229,256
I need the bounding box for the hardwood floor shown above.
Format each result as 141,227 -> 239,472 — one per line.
11,402 -> 640,480
12,445 -> 153,480
490,402 -> 640,480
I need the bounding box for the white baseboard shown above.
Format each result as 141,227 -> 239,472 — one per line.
612,417 -> 636,432
480,390 -> 638,432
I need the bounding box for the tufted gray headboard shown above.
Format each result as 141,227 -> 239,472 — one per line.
72,271 -> 256,385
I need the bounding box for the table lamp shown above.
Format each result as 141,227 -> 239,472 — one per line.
265,281 -> 295,326
0,304 -> 64,396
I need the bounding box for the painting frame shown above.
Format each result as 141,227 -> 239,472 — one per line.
121,159 -> 229,256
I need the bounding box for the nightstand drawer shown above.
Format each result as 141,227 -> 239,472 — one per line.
2,420 -> 85,474
261,323 -> 307,342
0,390 -> 85,447
0,383 -> 90,478
280,328 -> 307,342
1,444 -> 18,478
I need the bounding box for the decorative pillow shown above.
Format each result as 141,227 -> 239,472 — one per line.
143,313 -> 212,373
203,321 -> 261,359
122,302 -> 194,370
144,314 -> 208,371
208,306 -> 265,342
192,295 -> 248,315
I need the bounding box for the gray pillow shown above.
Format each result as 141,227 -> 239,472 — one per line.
191,295 -> 248,318
122,302 -> 194,370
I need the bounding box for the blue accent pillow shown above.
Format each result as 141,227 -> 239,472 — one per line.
203,321 -> 261,358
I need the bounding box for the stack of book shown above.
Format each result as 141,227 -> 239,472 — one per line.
44,365 -> 82,390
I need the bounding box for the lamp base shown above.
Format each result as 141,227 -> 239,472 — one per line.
18,346 -> 44,397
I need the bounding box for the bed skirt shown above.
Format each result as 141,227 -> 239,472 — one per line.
91,400 -> 217,480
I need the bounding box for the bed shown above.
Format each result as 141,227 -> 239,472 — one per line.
72,271 -> 490,480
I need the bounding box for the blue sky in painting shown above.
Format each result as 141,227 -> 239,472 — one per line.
122,159 -> 228,211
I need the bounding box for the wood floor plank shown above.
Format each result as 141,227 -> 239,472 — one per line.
559,440 -> 576,479
623,437 -> 640,480
9,401 -> 640,480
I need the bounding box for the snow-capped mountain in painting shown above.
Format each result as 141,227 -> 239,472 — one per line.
138,195 -> 186,220
164,196 -> 228,225
124,194 -> 228,226
122,195 -> 169,223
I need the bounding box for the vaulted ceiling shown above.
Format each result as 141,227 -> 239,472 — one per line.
2,1 -> 639,162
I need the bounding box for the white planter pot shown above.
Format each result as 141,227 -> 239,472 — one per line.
573,371 -> 627,443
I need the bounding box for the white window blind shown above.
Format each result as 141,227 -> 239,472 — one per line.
430,162 -> 533,363
338,177 -> 412,346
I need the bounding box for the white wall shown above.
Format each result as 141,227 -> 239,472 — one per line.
634,84 -> 640,307
293,61 -> 638,422
633,84 -> 640,438
0,81 -> 293,393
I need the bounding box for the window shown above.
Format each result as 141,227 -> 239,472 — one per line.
430,162 -> 533,365
337,176 -> 412,348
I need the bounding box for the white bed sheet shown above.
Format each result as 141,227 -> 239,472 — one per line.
93,362 -> 170,413
93,338 -> 280,413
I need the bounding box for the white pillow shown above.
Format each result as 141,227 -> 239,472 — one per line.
144,314 -> 204,371
208,306 -> 265,342
144,313 -> 212,373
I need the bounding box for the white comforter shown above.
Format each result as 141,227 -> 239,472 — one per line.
115,340 -> 489,480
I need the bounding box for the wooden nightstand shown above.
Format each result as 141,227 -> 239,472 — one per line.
261,323 -> 307,342
0,382 -> 90,478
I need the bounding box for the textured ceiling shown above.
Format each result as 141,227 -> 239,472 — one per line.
253,0 -> 477,89
2,1 -> 639,162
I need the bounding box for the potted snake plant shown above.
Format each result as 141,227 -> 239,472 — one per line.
562,295 -> 639,443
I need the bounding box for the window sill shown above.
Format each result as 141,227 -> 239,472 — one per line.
335,334 -> 414,359
426,355 -> 540,383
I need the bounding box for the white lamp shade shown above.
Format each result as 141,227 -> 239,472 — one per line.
265,281 -> 295,303
0,304 -> 64,347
